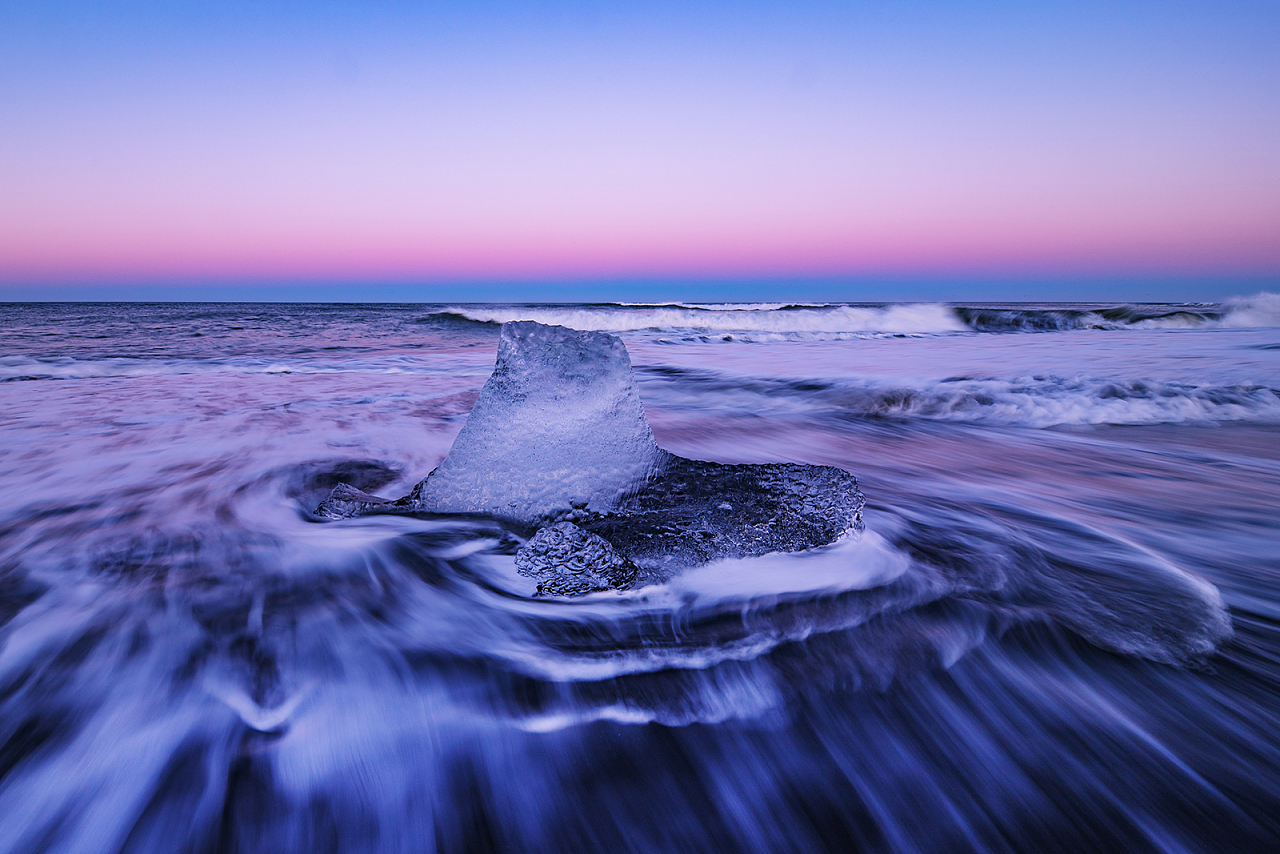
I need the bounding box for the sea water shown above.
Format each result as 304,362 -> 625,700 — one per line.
0,298 -> 1278,853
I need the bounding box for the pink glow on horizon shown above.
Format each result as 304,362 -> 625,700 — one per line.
3,197 -> 1277,282
4,119 -> 1276,282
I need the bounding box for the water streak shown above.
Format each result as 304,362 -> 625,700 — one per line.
0,303 -> 1277,853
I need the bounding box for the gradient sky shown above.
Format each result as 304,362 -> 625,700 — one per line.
1,0 -> 1278,301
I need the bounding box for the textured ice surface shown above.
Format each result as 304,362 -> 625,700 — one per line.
584,457 -> 864,585
515,522 -> 640,596
406,321 -> 666,521
317,321 -> 865,595
314,482 -> 394,519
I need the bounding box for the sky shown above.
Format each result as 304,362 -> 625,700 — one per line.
1,0 -> 1277,302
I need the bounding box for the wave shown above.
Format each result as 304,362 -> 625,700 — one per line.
618,302 -> 832,311
643,369 -> 1280,428
428,303 -> 969,336
954,304 -> 1218,332
424,294 -> 1280,338
832,377 -> 1280,427
1220,291 -> 1280,328
958,292 -> 1280,332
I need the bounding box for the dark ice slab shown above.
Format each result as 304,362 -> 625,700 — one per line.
581,457 -> 863,585
316,321 -> 864,594
515,522 -> 640,597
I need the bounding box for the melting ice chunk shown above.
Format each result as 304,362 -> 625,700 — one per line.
406,321 -> 668,522
315,321 -> 866,594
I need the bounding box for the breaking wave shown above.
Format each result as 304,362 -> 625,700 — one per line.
1220,291 -> 1280,328
428,303 -> 969,336
951,292 -> 1280,333
643,369 -> 1280,428
427,293 -> 1280,338
836,377 -> 1280,427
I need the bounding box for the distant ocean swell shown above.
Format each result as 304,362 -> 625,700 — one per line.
0,355 -> 487,382
426,292 -> 1280,336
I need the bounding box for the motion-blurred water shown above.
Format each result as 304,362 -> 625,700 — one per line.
1,299 -> 1278,853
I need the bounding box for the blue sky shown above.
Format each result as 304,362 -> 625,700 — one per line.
1,1 -> 1277,301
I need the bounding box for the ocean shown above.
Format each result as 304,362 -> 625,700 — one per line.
1,297 -> 1279,853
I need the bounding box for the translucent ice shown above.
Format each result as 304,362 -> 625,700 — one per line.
406,321 -> 668,522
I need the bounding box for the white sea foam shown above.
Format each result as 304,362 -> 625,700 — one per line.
643,363 -> 1280,428
839,377 -> 1280,427
1219,292 -> 1280,328
457,532 -> 924,685
666,531 -> 908,603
